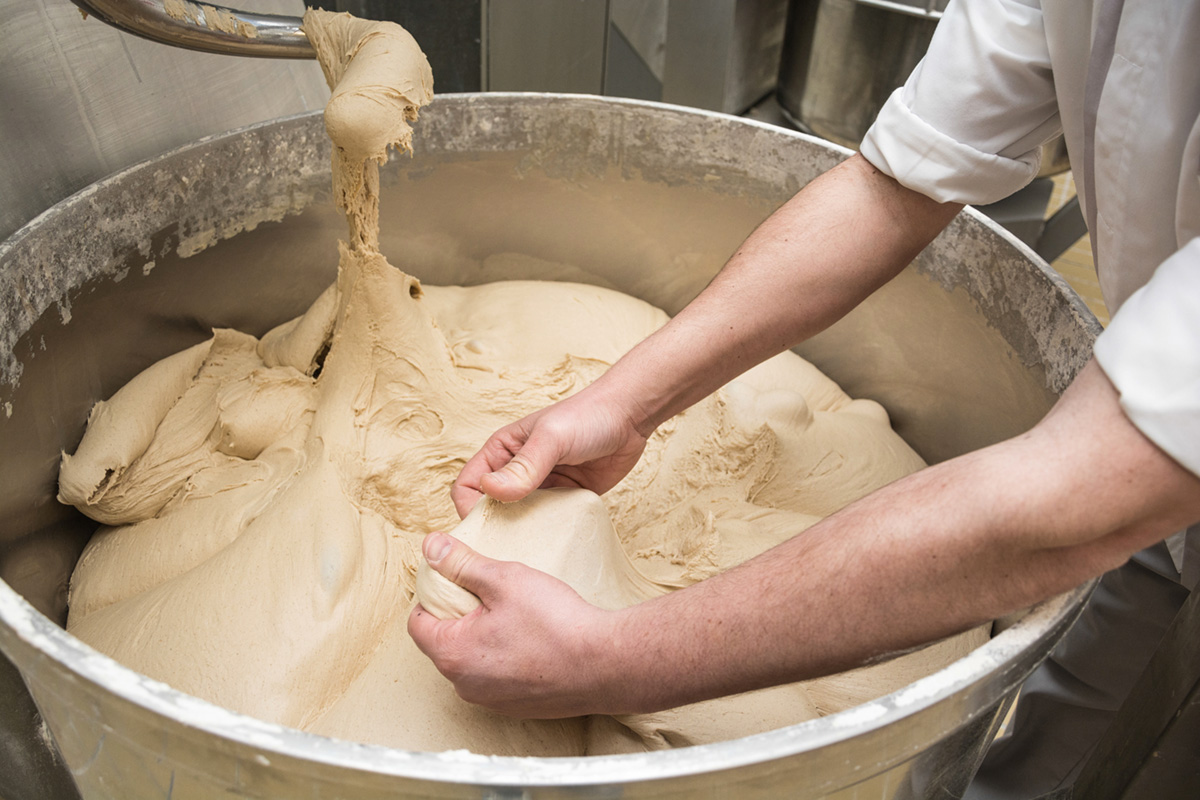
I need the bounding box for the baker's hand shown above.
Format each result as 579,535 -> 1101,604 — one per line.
407,532 -> 623,718
451,391 -> 649,518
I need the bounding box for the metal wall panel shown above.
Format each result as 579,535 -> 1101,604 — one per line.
486,0 -> 609,93
317,0 -> 484,92
605,0 -> 668,100
0,0 -> 328,243
663,0 -> 789,114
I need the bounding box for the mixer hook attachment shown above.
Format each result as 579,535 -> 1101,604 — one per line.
70,0 -> 315,58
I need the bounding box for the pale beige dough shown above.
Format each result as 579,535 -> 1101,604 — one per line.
58,8 -> 987,755
415,489 -> 666,619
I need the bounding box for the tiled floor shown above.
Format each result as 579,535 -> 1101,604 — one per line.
1046,173 -> 1110,326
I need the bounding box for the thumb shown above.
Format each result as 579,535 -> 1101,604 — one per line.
480,430 -> 568,502
416,533 -> 505,620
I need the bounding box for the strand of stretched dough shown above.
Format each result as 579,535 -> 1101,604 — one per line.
303,8 -> 433,253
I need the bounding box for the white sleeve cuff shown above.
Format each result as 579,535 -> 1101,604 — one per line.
861,87 -> 1043,205
1094,238 -> 1200,478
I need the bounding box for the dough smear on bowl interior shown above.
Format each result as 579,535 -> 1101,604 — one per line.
56,9 -> 987,755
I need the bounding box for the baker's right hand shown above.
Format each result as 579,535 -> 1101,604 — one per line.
451,391 -> 649,518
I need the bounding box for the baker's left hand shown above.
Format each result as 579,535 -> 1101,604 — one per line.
407,532 -> 625,718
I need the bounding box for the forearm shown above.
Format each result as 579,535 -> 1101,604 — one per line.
598,360 -> 1200,713
450,154 -> 961,511
592,153 -> 962,436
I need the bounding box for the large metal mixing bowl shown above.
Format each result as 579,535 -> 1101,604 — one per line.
0,94 -> 1099,799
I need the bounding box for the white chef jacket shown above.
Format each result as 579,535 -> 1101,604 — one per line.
860,0 -> 1200,576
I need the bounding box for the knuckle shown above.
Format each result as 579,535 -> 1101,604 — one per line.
492,426 -> 526,454
505,454 -> 538,481
428,633 -> 471,680
441,551 -> 473,585
480,557 -> 516,586
536,415 -> 574,444
438,655 -> 469,684
454,682 -> 484,705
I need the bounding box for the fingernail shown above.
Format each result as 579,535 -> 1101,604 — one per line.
425,533 -> 451,564
487,470 -> 510,487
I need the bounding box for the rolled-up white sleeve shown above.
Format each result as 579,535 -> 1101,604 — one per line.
1094,238 -> 1200,478
861,0 -> 1062,205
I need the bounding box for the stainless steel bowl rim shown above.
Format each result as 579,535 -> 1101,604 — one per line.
0,576 -> 1088,784
0,94 -> 1095,787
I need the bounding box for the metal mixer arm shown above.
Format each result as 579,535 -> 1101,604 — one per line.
69,0 -> 315,58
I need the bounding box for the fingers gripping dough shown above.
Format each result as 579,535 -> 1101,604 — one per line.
415,489 -> 667,620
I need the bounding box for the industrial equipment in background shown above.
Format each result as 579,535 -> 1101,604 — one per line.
18,0 -> 1085,258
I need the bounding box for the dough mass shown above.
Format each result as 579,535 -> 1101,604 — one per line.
57,9 -> 985,755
